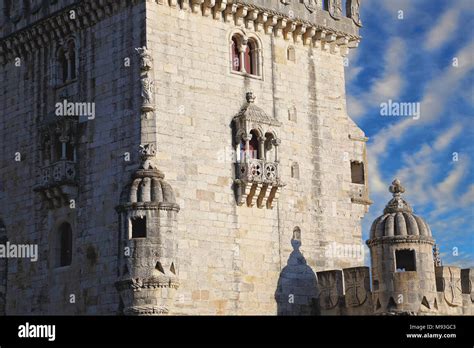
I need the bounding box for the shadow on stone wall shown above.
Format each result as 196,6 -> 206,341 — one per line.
275,232 -> 318,315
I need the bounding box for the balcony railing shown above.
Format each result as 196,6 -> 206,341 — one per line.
35,160 -> 78,209
41,160 -> 78,186
237,158 -> 280,185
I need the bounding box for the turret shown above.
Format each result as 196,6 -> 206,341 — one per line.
367,179 -> 437,315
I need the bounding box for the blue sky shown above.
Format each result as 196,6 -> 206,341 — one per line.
345,0 -> 474,268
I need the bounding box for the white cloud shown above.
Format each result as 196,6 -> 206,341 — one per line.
424,9 -> 460,51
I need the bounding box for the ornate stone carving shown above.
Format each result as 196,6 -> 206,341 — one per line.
139,143 -> 157,170
327,0 -> 342,20
317,270 -> 343,310
135,46 -> 153,71
304,0 -> 319,13
343,267 -> 370,307
347,0 -> 362,27
442,267 -> 462,307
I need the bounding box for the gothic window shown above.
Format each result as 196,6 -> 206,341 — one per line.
58,222 -> 72,267
58,48 -> 68,84
230,34 -> 261,77
248,130 -> 260,159
231,36 -> 241,72
244,39 -> 258,75
264,133 -> 275,161
287,46 -> 296,62
131,216 -> 147,239
67,40 -> 77,80
55,39 -> 78,86
395,249 -> 416,272
351,161 -> 365,184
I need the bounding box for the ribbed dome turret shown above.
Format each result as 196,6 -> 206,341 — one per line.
369,179 -> 432,240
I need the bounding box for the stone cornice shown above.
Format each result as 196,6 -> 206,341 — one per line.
366,235 -> 435,247
0,0 -> 141,65
154,0 -> 360,56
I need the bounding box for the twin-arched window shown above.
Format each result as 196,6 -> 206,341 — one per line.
55,39 -> 77,85
231,34 -> 261,77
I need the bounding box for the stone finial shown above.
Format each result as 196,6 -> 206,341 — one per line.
246,92 -> 256,103
389,179 -> 405,196
139,143 -> 157,170
383,179 -> 413,214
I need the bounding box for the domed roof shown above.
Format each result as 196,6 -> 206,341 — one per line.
369,179 -> 432,240
118,144 -> 179,210
234,92 -> 280,126
128,169 -> 176,204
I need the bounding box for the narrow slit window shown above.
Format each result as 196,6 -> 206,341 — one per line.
131,216 -> 147,238
59,222 -> 72,267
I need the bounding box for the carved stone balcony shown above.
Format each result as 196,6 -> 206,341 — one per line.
235,158 -> 283,209
34,160 -> 79,209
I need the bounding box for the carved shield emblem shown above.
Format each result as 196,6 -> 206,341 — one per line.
9,1 -> 23,22
328,0 -> 342,20
443,267 -> 462,307
304,0 -> 319,13
318,271 -> 342,310
344,268 -> 369,307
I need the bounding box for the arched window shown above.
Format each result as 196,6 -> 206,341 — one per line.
264,133 -> 275,161
244,39 -> 258,75
58,222 -> 72,267
67,40 -> 77,80
58,48 -> 68,84
231,36 -> 241,72
248,130 -> 260,159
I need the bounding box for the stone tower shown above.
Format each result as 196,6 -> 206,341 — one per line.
0,0 -> 370,315
367,179 -> 437,315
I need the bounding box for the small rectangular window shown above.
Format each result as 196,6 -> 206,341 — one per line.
351,161 -> 365,184
131,217 -> 147,238
395,249 -> 416,272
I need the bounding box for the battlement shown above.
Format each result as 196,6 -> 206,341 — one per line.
314,266 -> 474,315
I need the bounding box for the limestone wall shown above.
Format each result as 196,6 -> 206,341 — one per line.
0,2 -> 145,314
146,2 -> 368,315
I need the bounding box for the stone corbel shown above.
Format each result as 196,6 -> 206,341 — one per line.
234,6 -> 248,26
202,0 -> 215,16
293,24 -> 306,44
245,9 -> 258,30
264,15 -> 277,35
224,3 -> 237,23
322,32 -> 336,51
313,30 -> 326,48
303,26 -> 316,46
169,0 -> 178,8
191,0 -> 204,13
274,18 -> 287,38
254,12 -> 268,32
213,0 -> 226,19
283,21 -> 296,41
